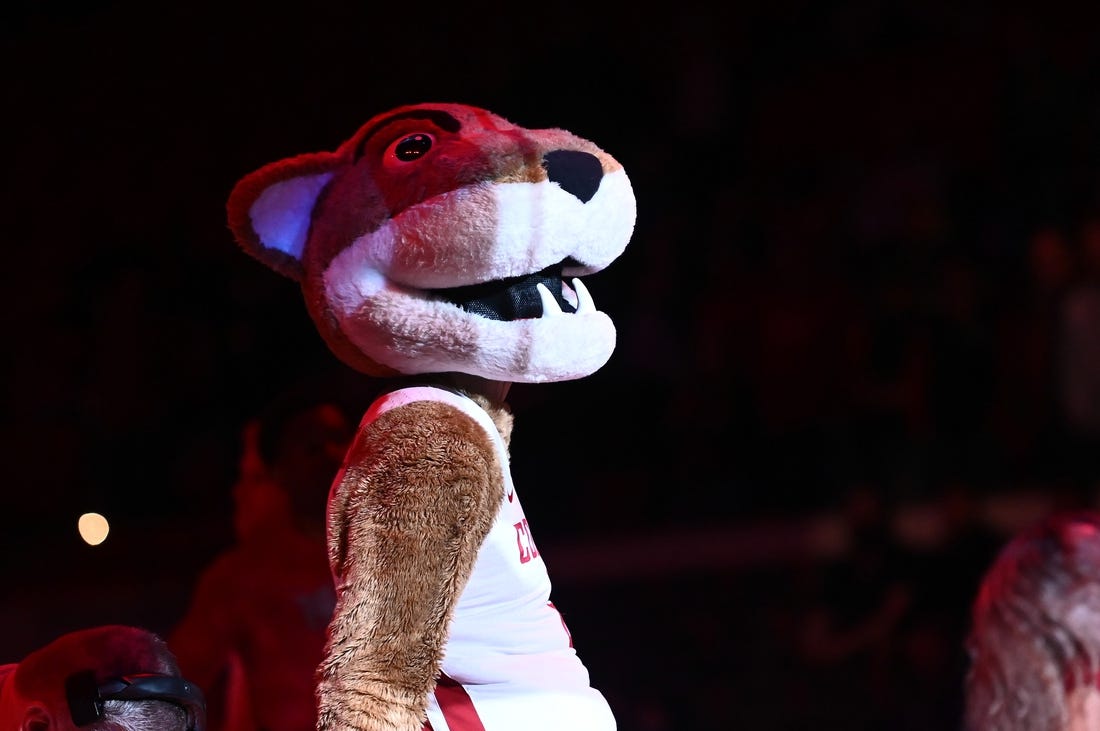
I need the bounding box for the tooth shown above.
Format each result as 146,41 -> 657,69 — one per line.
536,282 -> 563,317
572,278 -> 595,314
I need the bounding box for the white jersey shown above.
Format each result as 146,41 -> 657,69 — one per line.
358,386 -> 616,731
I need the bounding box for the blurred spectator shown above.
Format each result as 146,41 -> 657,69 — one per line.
0,624 -> 205,731
890,483 -> 1004,730
922,255 -> 998,485
1055,218 -> 1100,493
795,484 -> 916,729
965,509 -> 1100,731
990,225 -> 1075,486
170,392 -> 353,731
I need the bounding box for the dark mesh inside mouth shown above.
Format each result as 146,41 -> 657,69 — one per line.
438,263 -> 575,321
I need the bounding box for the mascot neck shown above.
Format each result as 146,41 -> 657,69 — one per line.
438,373 -> 511,406
392,372 -> 511,408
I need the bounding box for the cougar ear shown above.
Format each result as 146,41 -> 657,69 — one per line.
226,151 -> 340,281
21,704 -> 51,731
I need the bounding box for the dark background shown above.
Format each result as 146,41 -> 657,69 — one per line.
4,1 -> 1100,728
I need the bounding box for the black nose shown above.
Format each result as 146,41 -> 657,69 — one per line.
543,150 -> 602,203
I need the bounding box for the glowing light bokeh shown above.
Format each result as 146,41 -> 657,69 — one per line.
78,512 -> 110,546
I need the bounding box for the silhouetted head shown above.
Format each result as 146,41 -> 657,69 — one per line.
0,625 -> 205,731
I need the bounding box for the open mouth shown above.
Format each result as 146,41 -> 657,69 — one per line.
436,261 -> 582,321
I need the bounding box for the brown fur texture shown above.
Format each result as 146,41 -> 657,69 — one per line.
319,399 -> 508,730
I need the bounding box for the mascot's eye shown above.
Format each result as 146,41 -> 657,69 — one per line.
392,133 -> 434,162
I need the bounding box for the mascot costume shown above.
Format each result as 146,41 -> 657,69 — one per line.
226,102 -> 637,731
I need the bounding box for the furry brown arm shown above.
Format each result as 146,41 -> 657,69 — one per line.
318,400 -> 505,731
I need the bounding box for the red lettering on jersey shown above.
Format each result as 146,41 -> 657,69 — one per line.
514,518 -> 539,563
